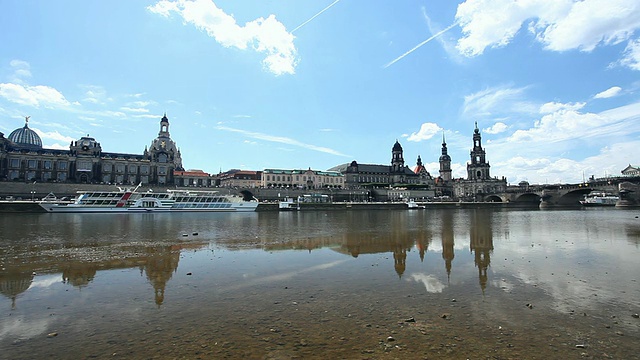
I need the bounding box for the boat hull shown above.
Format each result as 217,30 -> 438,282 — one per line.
39,203 -> 258,213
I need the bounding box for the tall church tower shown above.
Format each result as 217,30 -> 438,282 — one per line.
439,133 -> 452,181
391,140 -> 405,173
467,122 -> 490,180
145,114 -> 184,185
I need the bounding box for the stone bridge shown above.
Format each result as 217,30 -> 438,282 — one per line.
482,177 -> 640,208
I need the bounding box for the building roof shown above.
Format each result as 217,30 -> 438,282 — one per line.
174,170 -> 211,177
8,118 -> 42,150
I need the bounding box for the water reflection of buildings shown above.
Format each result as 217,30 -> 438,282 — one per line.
0,242 -> 203,308
469,210 -> 494,292
441,211 -> 455,282
260,210 -> 495,290
0,270 -> 34,309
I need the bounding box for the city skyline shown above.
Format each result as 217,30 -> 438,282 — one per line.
1,0 -> 639,184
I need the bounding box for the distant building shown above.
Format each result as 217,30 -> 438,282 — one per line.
0,115 -> 184,185
621,165 -> 640,177
261,168 -> 343,189
330,140 -> 433,190
218,169 -> 262,188
174,169 -> 215,187
453,123 -> 507,199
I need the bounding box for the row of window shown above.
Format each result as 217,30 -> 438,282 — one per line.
102,164 -> 153,174
9,159 -> 68,170
173,203 -> 232,209
7,170 -> 67,182
264,175 -> 344,183
6,159 -> 167,175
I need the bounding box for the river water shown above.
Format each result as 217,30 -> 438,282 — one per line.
1,208 -> 639,359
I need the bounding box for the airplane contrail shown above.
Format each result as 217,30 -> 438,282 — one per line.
383,22 -> 457,68
291,0 -> 341,33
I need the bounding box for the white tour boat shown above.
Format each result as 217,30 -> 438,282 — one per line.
278,197 -> 300,211
39,185 -> 259,213
579,192 -> 619,207
406,199 -> 425,209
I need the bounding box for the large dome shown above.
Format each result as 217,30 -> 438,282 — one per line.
8,118 -> 42,150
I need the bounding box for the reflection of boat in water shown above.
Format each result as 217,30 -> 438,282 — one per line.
39,185 -> 258,213
278,197 -> 300,211
580,192 -> 619,207
406,199 -> 425,209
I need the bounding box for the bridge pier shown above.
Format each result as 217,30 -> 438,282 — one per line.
617,182 -> 640,207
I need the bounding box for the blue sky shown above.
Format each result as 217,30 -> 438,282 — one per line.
1,0 -> 639,184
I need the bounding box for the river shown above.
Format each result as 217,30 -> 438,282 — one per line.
1,208 -> 639,359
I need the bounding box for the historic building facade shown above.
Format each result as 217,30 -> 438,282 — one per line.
330,140 -> 434,190
621,165 -> 640,177
261,168 -> 343,189
218,169 -> 262,188
174,169 -> 215,187
453,123 -> 507,199
0,115 -> 184,185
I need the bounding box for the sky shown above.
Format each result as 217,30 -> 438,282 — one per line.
1,0 -> 639,185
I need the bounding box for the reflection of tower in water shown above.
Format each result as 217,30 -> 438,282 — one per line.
142,245 -> 181,306
469,210 -> 494,293
0,270 -> 34,309
440,211 -> 455,282
393,245 -> 407,277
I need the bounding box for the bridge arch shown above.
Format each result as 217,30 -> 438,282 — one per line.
484,195 -> 503,202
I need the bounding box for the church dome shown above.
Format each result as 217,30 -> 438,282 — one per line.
392,140 -> 403,151
8,117 -> 42,149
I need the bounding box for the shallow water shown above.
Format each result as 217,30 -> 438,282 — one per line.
1,208 -> 639,359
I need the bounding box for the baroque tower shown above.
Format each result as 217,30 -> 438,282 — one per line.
391,140 -> 405,173
467,122 -> 490,181
439,133 -> 452,181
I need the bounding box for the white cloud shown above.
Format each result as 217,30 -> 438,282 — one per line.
34,129 -> 76,143
539,101 -> 585,114
0,83 -> 70,108
9,59 -> 32,83
132,114 -> 161,119
80,85 -> 110,105
483,122 -> 508,134
409,273 -> 445,293
130,100 -> 154,107
487,100 -> 640,183
148,0 -> 298,75
463,85 -> 536,117
216,125 -> 349,157
594,86 -> 622,99
407,122 -> 442,142
456,0 -> 640,57
619,38 -> 640,71
120,107 -> 149,113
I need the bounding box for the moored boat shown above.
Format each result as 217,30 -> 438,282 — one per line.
580,192 -> 619,207
278,197 -> 300,211
39,186 -> 258,213
406,199 -> 425,209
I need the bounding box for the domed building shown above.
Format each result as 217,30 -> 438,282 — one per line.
0,115 -> 187,185
8,117 -> 42,150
